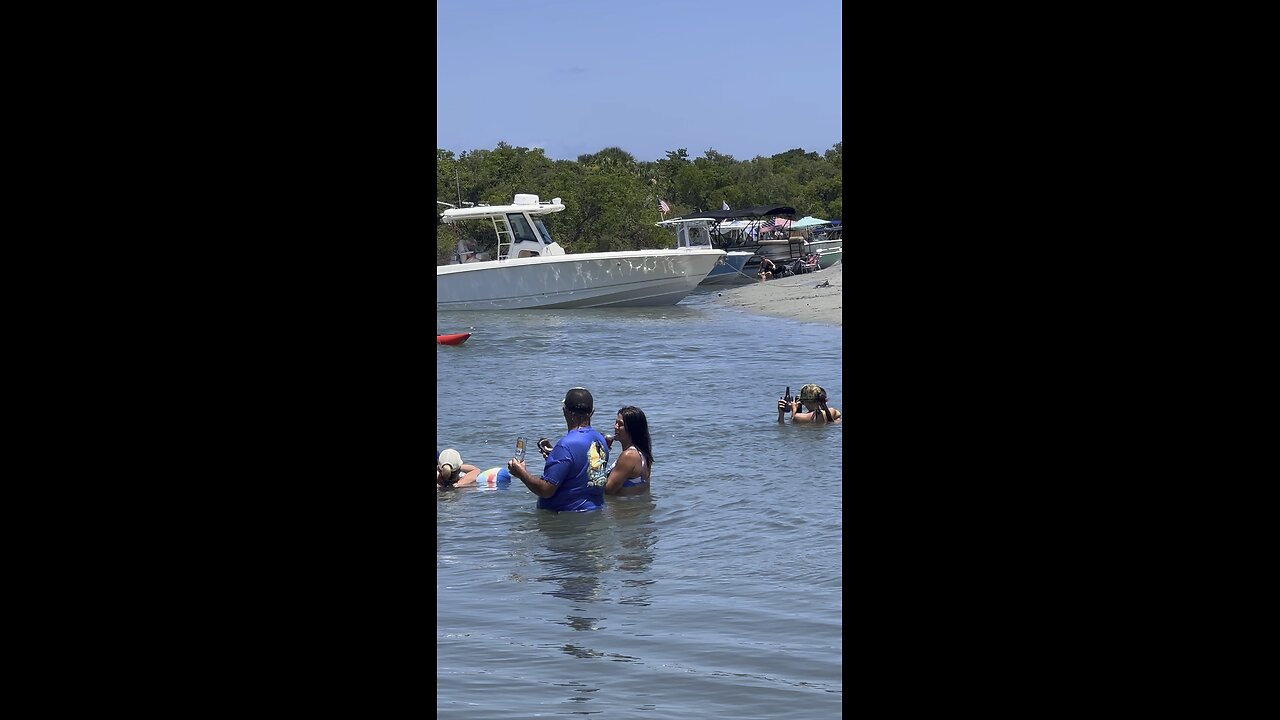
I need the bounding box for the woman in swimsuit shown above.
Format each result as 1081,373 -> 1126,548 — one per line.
604,406 -> 653,497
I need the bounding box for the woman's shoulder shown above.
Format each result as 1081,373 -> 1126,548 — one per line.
616,446 -> 645,468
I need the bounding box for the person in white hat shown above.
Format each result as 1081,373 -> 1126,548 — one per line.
437,448 -> 480,488
437,448 -> 520,491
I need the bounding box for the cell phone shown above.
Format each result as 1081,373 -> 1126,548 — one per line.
515,436 -> 527,461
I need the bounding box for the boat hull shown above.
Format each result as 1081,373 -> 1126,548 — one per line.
806,238 -> 842,253
698,251 -> 755,285
437,249 -> 724,310
437,333 -> 471,345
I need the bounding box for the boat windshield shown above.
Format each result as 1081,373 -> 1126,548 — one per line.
506,213 -> 540,244
533,218 -> 555,245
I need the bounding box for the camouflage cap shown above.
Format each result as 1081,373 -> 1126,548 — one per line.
799,384 -> 825,402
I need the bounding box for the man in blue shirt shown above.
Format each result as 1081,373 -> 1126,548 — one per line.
507,387 -> 609,512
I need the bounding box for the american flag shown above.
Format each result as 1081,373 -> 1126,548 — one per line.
760,218 -> 777,231
659,199 -> 670,213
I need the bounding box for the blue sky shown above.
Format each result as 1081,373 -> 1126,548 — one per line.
437,0 -> 842,163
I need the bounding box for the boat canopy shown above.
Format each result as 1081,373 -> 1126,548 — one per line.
441,194 -> 565,223
791,216 -> 831,229
655,217 -> 716,228
673,204 -> 797,222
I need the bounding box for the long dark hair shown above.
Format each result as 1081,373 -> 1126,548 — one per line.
618,406 -> 654,467
817,399 -> 833,422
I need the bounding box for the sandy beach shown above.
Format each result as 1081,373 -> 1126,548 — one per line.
708,262 -> 842,326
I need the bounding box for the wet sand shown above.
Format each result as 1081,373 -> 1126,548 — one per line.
708,262 -> 842,326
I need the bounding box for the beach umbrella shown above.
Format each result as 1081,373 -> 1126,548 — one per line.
791,216 -> 831,229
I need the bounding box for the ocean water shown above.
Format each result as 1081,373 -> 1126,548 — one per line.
437,288 -> 843,719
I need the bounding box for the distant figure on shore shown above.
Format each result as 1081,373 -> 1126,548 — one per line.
507,387 -> 609,511
604,406 -> 653,496
758,256 -> 777,282
777,384 -> 842,424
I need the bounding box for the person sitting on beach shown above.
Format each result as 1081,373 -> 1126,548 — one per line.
757,256 -> 777,282
777,384 -> 842,424
437,448 -> 514,490
604,406 -> 653,497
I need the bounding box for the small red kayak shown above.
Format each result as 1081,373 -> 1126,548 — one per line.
437,332 -> 471,346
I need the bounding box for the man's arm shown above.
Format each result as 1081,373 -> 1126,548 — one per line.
454,464 -> 483,486
507,459 -> 557,498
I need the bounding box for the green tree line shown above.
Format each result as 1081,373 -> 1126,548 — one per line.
437,142 -> 842,265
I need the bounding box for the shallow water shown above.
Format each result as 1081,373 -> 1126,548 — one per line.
437,290 -> 843,719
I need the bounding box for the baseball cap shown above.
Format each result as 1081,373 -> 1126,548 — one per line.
562,387 -> 594,414
438,448 -> 463,473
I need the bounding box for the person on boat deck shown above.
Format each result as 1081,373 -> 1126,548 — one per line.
604,406 -> 653,497
437,448 -> 514,490
455,239 -> 480,263
777,384 -> 842,424
507,387 -> 609,512
758,256 -> 778,282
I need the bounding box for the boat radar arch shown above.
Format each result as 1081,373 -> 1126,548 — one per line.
513,194 -> 564,206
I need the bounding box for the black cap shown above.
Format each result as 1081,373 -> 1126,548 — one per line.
563,387 -> 593,414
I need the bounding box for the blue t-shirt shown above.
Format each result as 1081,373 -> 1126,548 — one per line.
539,427 -> 609,512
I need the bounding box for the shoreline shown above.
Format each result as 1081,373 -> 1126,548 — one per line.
707,263 -> 842,326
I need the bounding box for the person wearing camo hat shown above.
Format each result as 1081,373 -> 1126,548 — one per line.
777,383 -> 842,424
